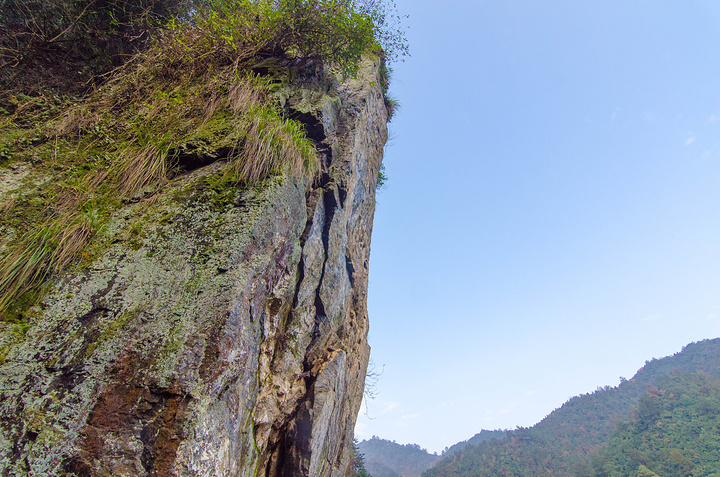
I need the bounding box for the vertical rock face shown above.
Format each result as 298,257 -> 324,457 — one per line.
0,57 -> 387,476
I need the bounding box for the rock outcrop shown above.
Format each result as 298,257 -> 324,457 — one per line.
0,57 -> 387,476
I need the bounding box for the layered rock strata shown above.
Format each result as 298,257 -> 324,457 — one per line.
0,57 -> 387,476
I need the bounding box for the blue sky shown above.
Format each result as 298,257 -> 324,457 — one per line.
356,0 -> 720,454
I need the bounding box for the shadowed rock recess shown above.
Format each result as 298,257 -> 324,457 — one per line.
0,58 -> 388,476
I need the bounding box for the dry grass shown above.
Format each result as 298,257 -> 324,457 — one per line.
113,143 -> 170,197
225,78 -> 264,117
54,104 -> 94,136
230,104 -> 318,183
0,229 -> 54,315
51,213 -> 99,271
0,212 -> 99,315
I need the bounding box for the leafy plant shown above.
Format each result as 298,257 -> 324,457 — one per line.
376,163 -> 387,189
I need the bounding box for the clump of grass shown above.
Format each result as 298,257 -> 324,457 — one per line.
0,211 -> 101,317
228,104 -> 317,183
113,143 -> 171,197
383,92 -> 399,121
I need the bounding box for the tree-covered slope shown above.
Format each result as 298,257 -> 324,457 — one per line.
424,338 -> 720,477
578,372 -> 720,477
358,437 -> 441,477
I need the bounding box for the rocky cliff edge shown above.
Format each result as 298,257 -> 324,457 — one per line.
0,57 -> 387,476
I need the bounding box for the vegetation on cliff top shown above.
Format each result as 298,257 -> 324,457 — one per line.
0,0 -> 407,321
1,0 -> 407,93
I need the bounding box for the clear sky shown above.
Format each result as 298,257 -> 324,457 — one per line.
355,0 -> 720,454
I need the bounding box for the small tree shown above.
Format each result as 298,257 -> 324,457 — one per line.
350,438 -> 371,477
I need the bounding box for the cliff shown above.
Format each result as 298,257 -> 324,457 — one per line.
0,54 -> 387,476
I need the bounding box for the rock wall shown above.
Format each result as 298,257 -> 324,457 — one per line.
0,57 -> 387,476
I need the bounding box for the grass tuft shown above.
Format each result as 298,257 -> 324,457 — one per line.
114,143 -> 171,197
383,92 -> 399,121
0,211 -> 100,316
229,104 -> 318,183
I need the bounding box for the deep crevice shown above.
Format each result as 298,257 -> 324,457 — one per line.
321,188 -> 337,256
266,180 -> 339,476
313,172 -> 332,190
345,255 -> 355,286
337,183 -> 347,209
288,108 -> 333,168
291,190 -> 321,309
287,111 -> 325,144
307,186 -> 338,347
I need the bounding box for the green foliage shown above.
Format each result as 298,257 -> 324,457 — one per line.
441,430 -> 507,458
355,0 -> 409,64
170,0 -> 407,75
582,373 -> 720,477
424,339 -> 720,477
376,163 -> 388,189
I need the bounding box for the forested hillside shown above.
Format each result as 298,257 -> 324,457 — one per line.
358,437 -> 441,477
578,372 -> 720,477
424,338 -> 720,477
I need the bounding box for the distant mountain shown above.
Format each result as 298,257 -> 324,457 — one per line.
358,437 -> 441,477
424,338 -> 720,477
